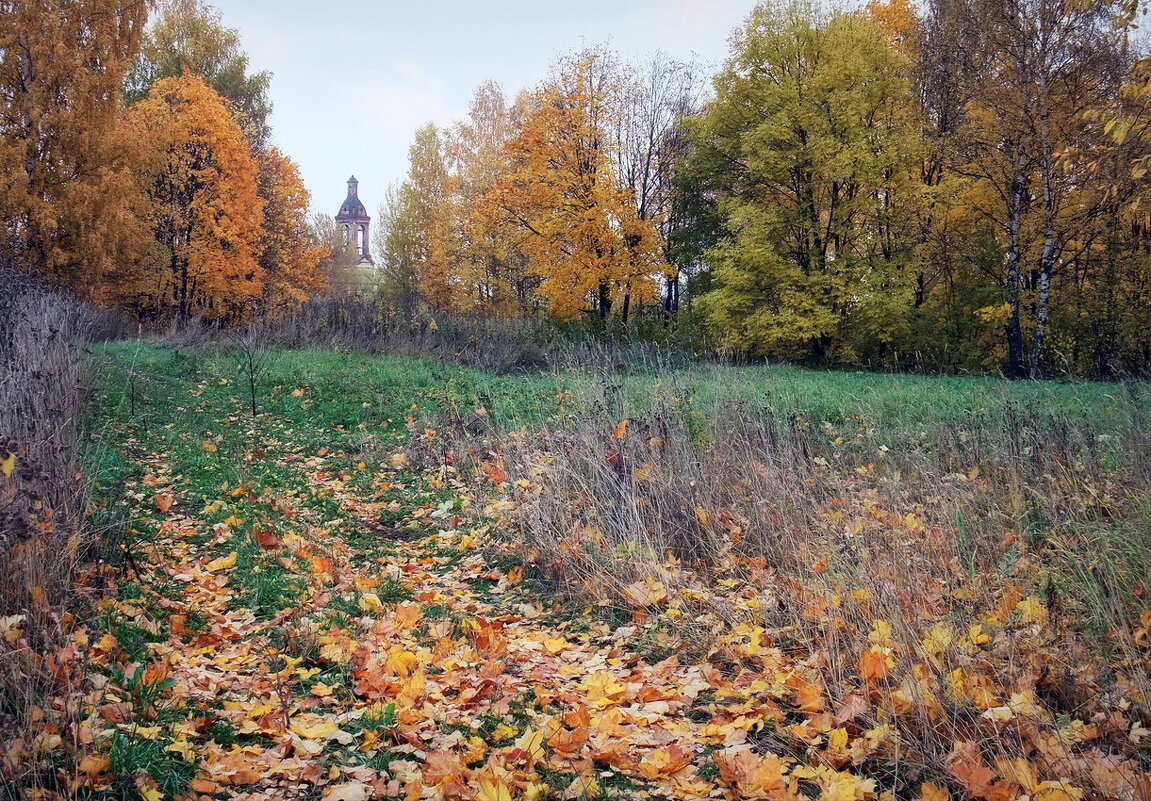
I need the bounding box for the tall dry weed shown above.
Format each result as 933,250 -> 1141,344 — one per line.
467,371 -> 1151,791
0,270 -> 92,742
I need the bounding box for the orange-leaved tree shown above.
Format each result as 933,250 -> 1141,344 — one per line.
479,52 -> 664,323
0,0 -> 152,290
128,71 -> 263,321
255,147 -> 325,315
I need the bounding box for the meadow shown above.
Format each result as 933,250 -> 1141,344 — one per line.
3,338 -> 1150,800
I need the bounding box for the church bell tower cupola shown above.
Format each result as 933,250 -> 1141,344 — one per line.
335,175 -> 373,265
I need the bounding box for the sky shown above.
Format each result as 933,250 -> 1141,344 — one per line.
209,0 -> 756,221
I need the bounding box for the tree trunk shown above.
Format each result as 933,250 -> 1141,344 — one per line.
1029,82 -> 1057,380
1004,146 -> 1029,379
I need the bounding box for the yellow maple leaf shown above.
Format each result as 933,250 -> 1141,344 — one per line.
475,776 -> 513,801
138,787 -> 164,801
541,635 -> 569,654
385,649 -> 419,676
290,718 -> 339,740
492,723 -> 518,741
922,624 -> 954,655
513,727 -> 545,761
166,738 -> 196,760
1032,781 -> 1084,801
867,619 -> 894,647
916,781 -> 949,801
584,672 -> 627,707
812,766 -> 877,801
357,593 -> 383,613
204,552 -> 237,572
1,451 -> 15,477
1016,596 -> 1048,625
827,727 -> 849,753
968,623 -> 991,647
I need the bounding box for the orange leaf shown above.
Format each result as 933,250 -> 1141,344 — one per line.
858,647 -> 894,681
621,579 -> 669,608
77,752 -> 110,776
917,782 -> 950,801
715,747 -> 789,797
154,494 -> 174,513
946,741 -> 997,798
253,529 -> 281,550
612,420 -> 629,439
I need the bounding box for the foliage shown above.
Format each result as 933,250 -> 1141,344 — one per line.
688,2 -> 920,363
255,148 -> 326,315
127,72 -> 264,321
8,340 -> 1148,799
125,0 -> 273,147
376,124 -> 455,320
479,51 -> 665,323
0,0 -> 151,290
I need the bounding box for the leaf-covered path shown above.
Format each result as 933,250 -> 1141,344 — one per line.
75,383 -> 808,801
60,350 -> 792,801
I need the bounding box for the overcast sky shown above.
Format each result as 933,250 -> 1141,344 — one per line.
210,0 -> 756,220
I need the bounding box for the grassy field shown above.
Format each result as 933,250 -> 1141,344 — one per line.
3,339 -> 1149,800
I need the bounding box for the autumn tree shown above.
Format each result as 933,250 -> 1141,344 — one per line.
128,72 -> 263,320
947,0 -> 1127,377
611,53 -> 703,317
255,148 -> 325,315
451,81 -> 535,316
478,51 -> 663,323
0,0 -> 152,291
373,125 -> 458,321
125,0 -> 272,148
688,2 -> 921,362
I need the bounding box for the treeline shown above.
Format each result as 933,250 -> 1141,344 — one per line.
381,0 -> 1151,378
0,0 -> 336,323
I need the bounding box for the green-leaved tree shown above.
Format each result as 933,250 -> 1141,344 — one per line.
689,1 -> 921,363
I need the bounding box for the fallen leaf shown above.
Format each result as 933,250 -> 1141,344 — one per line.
205,552 -> 237,572
324,781 -> 372,801
946,741 -> 996,798
621,579 -> 669,607
290,718 -> 340,740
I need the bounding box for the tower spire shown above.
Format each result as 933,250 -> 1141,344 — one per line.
335,176 -> 372,265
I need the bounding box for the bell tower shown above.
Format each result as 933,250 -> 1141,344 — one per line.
334,175 -> 373,265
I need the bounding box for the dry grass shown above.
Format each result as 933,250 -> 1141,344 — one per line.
464,369 -> 1151,794
0,270 -> 94,758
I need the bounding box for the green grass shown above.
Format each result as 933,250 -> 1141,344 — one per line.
88,340 -> 1135,457
107,730 -> 197,797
